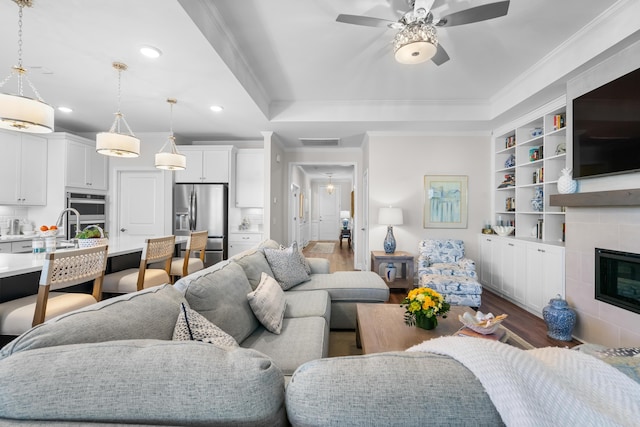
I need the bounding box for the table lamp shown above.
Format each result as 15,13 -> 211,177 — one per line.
378,207 -> 403,253
340,210 -> 350,229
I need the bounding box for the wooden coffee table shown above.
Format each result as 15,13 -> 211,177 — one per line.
355,304 -> 533,353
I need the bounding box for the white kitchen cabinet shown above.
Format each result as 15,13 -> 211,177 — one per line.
65,137 -> 108,190
235,149 -> 264,207
175,146 -> 233,183
228,232 -> 263,257
0,131 -> 47,206
0,243 -> 10,253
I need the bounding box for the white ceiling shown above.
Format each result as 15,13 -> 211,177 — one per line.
0,0 -> 634,151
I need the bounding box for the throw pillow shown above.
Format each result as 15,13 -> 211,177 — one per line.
173,303 -> 238,348
247,273 -> 287,334
294,242 -> 312,275
264,244 -> 310,290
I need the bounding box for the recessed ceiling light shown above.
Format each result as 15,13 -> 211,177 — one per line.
140,45 -> 162,59
210,105 -> 224,113
57,106 -> 73,113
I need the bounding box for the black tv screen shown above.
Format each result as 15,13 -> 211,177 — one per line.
572,67 -> 640,179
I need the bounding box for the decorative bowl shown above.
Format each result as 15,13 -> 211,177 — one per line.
492,226 -> 514,237
459,311 -> 508,335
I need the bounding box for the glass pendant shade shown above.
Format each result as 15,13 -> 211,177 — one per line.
0,2 -> 54,133
393,23 -> 438,64
96,131 -> 140,157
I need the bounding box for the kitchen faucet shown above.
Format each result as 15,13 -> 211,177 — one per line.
55,208 -> 81,239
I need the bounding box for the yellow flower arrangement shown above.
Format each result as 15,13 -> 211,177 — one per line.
400,287 -> 450,327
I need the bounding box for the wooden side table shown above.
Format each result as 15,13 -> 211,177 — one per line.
370,250 -> 414,291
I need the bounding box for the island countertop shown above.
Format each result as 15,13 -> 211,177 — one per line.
0,235 -> 188,279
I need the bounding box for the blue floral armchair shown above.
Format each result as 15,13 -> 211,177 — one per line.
417,239 -> 482,308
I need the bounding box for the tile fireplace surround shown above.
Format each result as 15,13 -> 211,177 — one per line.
564,205 -> 640,346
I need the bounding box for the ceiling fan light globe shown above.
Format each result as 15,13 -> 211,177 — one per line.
395,41 -> 436,64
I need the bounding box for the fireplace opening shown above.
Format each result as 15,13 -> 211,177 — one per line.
595,248 -> 640,315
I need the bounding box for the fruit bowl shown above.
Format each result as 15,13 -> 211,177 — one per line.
492,225 -> 515,237
40,229 -> 59,238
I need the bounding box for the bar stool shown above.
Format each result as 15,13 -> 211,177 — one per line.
169,230 -> 207,282
0,245 -> 109,336
102,236 -> 175,295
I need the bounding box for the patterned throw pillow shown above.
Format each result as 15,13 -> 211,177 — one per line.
247,272 -> 287,334
173,303 -> 238,348
264,244 -> 310,290
293,242 -> 311,275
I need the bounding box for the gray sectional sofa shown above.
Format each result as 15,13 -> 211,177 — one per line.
0,240 -> 394,425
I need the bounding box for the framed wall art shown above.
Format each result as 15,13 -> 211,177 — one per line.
424,175 -> 468,228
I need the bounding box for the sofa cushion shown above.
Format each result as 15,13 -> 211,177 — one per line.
173,259 -> 231,293
284,290 -> 331,325
294,271 -> 389,302
233,249 -> 275,290
0,339 -> 287,426
264,245 -> 310,290
182,262 -> 260,344
241,316 -> 329,376
248,273 -> 287,334
173,303 -> 238,347
0,284 -> 185,359
285,352 -> 502,426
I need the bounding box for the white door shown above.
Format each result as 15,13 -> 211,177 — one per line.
360,169 -> 369,270
289,184 -> 300,246
318,185 -> 339,240
117,170 -> 165,236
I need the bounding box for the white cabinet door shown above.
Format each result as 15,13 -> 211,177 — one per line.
0,132 -> 46,205
65,138 -> 108,190
501,239 -> 527,303
235,149 -> 264,207
525,243 -> 564,314
228,232 -> 263,257
175,147 -> 231,183
478,235 -> 499,292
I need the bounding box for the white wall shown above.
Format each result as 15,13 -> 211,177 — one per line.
367,134 -> 492,263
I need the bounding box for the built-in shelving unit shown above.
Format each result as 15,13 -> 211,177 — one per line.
493,99 -> 568,244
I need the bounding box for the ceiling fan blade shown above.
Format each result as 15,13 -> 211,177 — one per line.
431,43 -> 450,66
336,14 -> 396,29
436,1 -> 510,27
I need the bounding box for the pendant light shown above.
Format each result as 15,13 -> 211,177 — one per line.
0,0 -> 54,134
96,62 -> 140,157
326,174 -> 335,195
155,98 -> 186,170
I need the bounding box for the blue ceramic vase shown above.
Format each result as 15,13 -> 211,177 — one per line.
383,226 -> 396,253
542,295 -> 576,341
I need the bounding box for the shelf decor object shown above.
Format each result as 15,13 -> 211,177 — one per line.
557,168 -> 577,194
424,175 -> 468,228
542,294 -> 576,341
155,98 -> 186,171
96,62 -> 140,158
0,0 -> 54,134
378,206 -> 403,254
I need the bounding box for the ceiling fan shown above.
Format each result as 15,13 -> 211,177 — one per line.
336,0 -> 510,65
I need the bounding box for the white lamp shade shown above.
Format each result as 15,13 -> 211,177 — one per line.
394,41 -> 437,64
0,93 -> 54,133
378,207 -> 403,225
96,132 -> 140,157
155,152 -> 186,170
340,210 -> 351,219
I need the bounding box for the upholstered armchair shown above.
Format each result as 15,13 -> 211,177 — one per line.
417,239 -> 482,308
417,239 -> 477,279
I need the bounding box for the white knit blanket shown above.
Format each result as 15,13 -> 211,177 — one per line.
407,336 -> 640,427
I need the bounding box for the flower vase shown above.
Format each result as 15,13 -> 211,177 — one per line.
415,316 -> 437,330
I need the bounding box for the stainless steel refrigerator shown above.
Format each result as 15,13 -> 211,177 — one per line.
173,183 -> 228,266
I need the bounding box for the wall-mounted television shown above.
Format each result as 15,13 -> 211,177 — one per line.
572,67 -> 640,179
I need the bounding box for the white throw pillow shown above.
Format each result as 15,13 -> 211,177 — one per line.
264,243 -> 310,290
247,272 -> 286,334
173,303 -> 238,347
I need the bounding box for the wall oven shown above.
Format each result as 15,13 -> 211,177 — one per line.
66,192 -> 107,238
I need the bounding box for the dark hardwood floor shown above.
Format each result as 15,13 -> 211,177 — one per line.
303,240 -> 581,349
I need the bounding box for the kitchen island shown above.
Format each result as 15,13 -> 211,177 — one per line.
0,235 -> 188,303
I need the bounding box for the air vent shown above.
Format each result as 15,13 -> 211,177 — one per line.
299,138 -> 341,147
